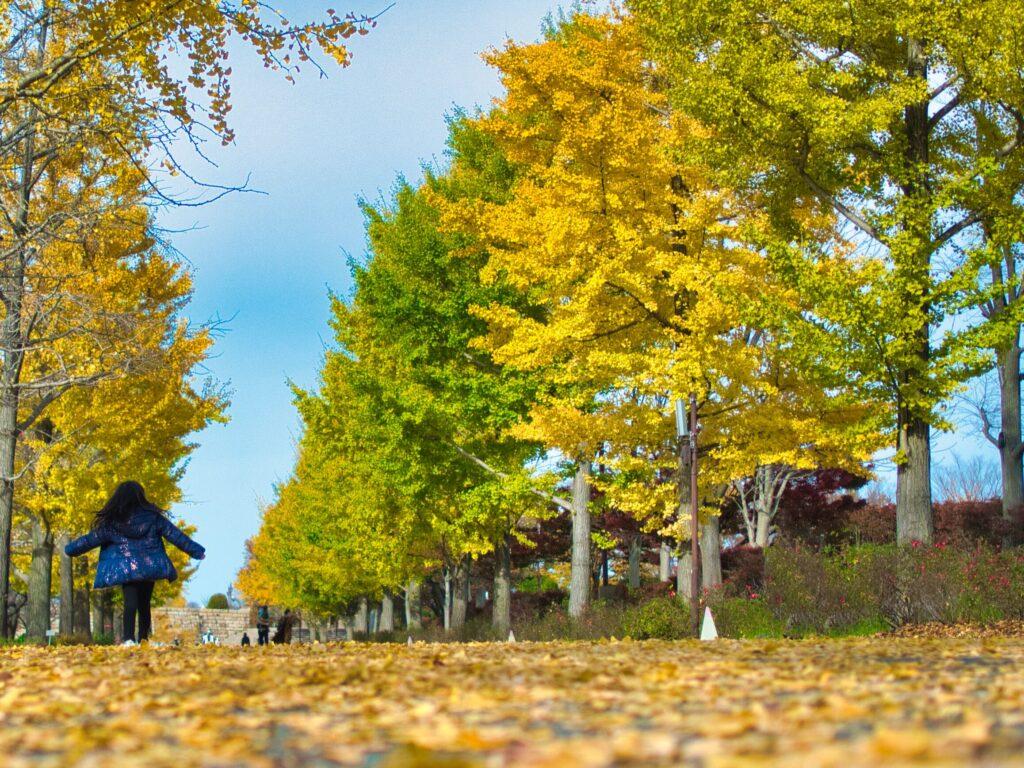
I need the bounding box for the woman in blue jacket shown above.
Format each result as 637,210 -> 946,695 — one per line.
65,480 -> 205,644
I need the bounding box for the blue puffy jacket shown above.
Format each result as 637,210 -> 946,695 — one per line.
65,506 -> 205,589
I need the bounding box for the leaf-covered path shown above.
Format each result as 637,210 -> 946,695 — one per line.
2,637 -> 1024,767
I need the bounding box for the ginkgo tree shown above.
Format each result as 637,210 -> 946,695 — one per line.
240,118 -> 553,635
439,12 -> 880,609
630,0 -> 1024,544
0,0 -> 374,635
10,201 -> 226,641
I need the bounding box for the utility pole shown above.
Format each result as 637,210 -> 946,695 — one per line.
676,394 -> 700,636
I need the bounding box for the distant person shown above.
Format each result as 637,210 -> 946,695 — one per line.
241,632 -> 251,647
65,480 -> 205,645
256,604 -> 271,646
272,609 -> 296,644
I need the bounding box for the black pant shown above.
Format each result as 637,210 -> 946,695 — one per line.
257,626 -> 270,646
122,580 -> 155,642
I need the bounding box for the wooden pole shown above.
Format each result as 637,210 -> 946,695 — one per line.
676,394 -> 701,635
689,393 -> 700,637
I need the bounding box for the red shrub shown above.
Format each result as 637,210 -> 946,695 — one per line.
632,580 -> 675,602
775,469 -> 868,546
848,500 -> 1021,547
934,501 -> 1015,546
847,503 -> 896,544
721,545 -> 766,597
509,589 -> 565,625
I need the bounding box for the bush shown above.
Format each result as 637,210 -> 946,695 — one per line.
934,502 -> 1019,547
761,544 -> 893,634
631,579 -> 675,602
846,504 -> 895,544
754,542 -> 1024,635
621,597 -> 689,640
206,593 -> 230,610
512,602 -> 627,641
708,596 -> 785,638
846,501 -> 1017,547
721,545 -> 765,597
509,589 -> 565,626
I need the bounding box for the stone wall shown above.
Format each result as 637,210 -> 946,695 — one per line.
151,607 -> 253,645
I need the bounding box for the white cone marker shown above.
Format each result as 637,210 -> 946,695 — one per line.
700,607 -> 719,641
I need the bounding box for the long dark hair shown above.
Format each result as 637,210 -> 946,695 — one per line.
93,480 -> 158,530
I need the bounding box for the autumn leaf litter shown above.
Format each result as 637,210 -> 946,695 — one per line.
1,636 -> 1024,766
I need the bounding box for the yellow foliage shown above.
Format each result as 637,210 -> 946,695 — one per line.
440,13 -> 882,532
12,195 -> 227,601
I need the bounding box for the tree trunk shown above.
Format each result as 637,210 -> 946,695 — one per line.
568,461 -> 591,618
0,201 -> 30,640
25,515 -> 53,643
0,400 -> 17,638
628,535 -> 641,590
659,541 -> 671,582
98,590 -> 114,637
700,515 -> 722,588
997,341 -> 1024,541
91,596 -> 103,640
354,597 -> 368,635
58,534 -> 73,638
443,568 -> 451,632
379,591 -> 394,633
895,36 -> 934,546
405,579 -> 422,630
113,605 -> 123,643
676,551 -> 693,600
896,412 -> 933,544
450,557 -> 469,631
754,509 -> 771,548
0,64 -> 41,638
72,555 -> 91,639
492,535 -> 511,636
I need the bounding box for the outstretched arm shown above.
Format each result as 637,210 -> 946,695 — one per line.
65,529 -> 105,557
158,517 -> 206,559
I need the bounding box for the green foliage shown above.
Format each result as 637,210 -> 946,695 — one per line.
621,597 -> 690,640
206,593 -> 230,610
239,116 -> 550,613
242,2 -> 1024,620
515,573 -> 561,593
630,0 -> 1024,541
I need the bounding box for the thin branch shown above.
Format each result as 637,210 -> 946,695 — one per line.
450,443 -> 572,512
928,92 -> 963,132
935,212 -> 981,249
798,170 -> 883,243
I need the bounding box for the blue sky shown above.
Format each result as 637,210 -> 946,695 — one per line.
158,0 -> 563,602
159,0 -> 995,603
